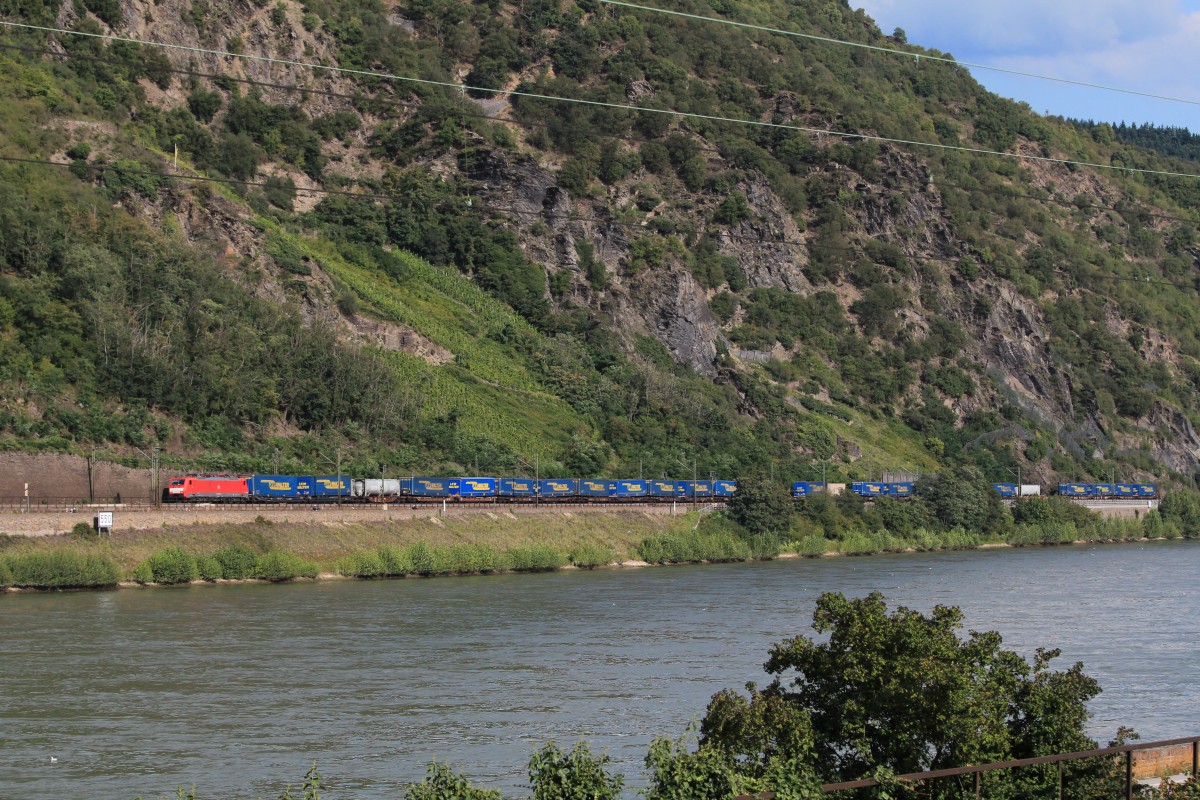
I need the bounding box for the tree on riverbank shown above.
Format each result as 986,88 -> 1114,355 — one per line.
694,592 -> 1126,800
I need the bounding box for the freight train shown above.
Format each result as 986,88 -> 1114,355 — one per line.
165,474 -> 737,503
792,481 -> 1158,500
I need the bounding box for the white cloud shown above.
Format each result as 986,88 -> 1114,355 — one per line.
852,1 -> 1200,127
855,0 -> 1180,56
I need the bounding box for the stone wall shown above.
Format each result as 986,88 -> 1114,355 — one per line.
0,453 -> 155,504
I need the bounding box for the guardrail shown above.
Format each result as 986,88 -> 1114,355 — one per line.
736,736 -> 1199,799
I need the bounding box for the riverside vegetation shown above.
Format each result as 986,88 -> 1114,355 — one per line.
141,592 -> 1185,800
3,478 -> 1198,591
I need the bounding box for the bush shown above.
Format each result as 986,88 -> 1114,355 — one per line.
638,530 -> 751,564
131,560 -> 153,584
256,550 -> 318,581
213,545 -> 258,579
405,762 -> 502,800
529,742 -> 624,800
70,521 -> 95,539
145,546 -> 200,584
196,554 -> 223,581
378,545 -> 413,575
568,543 -> 613,568
506,545 -> 566,572
4,551 -> 120,588
0,558 -> 12,588
338,550 -> 387,578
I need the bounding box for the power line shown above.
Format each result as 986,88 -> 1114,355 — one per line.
16,39 -> 1200,231
599,0 -> 1200,110
4,19 -> 1200,181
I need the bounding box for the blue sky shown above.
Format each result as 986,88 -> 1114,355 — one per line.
851,0 -> 1200,130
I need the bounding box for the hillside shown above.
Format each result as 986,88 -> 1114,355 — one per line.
3,0 -> 1200,490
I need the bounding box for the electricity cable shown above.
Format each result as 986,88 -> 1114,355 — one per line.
4,19 -> 1200,181
15,39 -> 1200,230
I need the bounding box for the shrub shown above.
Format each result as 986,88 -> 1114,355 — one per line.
70,521 -> 95,539
506,545 -> 566,572
146,547 -> 200,584
0,558 -> 12,588
213,545 -> 258,579
447,544 -> 503,574
405,762 -> 502,800
638,530 -> 751,564
568,543 -> 613,568
378,545 -> 413,576
529,742 -> 624,800
338,550 -> 387,578
256,550 -> 318,581
5,551 -> 120,588
131,560 -> 153,584
195,554 -> 223,581
406,541 -> 446,576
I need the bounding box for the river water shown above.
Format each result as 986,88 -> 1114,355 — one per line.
1,541 -> 1197,799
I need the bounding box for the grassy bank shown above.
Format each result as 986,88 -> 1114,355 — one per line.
0,508 -> 1192,591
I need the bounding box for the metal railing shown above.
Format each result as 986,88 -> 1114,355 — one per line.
739,736 -> 1199,799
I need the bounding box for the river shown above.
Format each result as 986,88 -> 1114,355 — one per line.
1,541 -> 1197,799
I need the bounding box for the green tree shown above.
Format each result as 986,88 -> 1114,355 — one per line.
699,593 -> 1122,799
726,472 -> 793,537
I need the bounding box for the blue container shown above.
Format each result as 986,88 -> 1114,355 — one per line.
412,477 -> 459,497
578,479 -> 611,498
499,478 -> 537,498
249,474 -> 311,499
854,482 -> 885,497
311,475 -> 351,497
1058,483 -> 1090,497
794,482 -> 820,497
887,482 -> 915,498
1137,484 -> 1158,498
612,479 -> 648,498
713,480 -> 736,498
458,477 -> 497,498
538,478 -> 578,498
993,483 -> 1018,498
1093,483 -> 1115,498
647,479 -> 678,498
1114,483 -> 1138,498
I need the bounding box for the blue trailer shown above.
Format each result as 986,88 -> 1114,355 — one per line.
1137,484 -> 1159,498
249,474 -> 312,499
713,480 -> 736,498
412,477 -> 459,497
538,478 -> 578,498
887,482 -> 915,498
311,475 -> 351,498
648,479 -> 678,499
499,477 -> 537,498
458,477 -> 497,498
1058,483 -> 1090,497
1093,483 -> 1115,498
993,483 -> 1018,498
578,479 -> 611,498
612,479 -> 648,499
853,482 -> 886,498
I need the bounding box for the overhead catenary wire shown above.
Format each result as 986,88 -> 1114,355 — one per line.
598,0 -> 1200,110
12,36 -> 1200,231
4,19 -> 1200,182
1,24 -> 1197,295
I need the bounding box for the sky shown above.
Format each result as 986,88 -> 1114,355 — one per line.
851,0 -> 1200,131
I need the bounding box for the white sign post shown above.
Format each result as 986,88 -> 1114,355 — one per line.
96,511 -> 113,535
